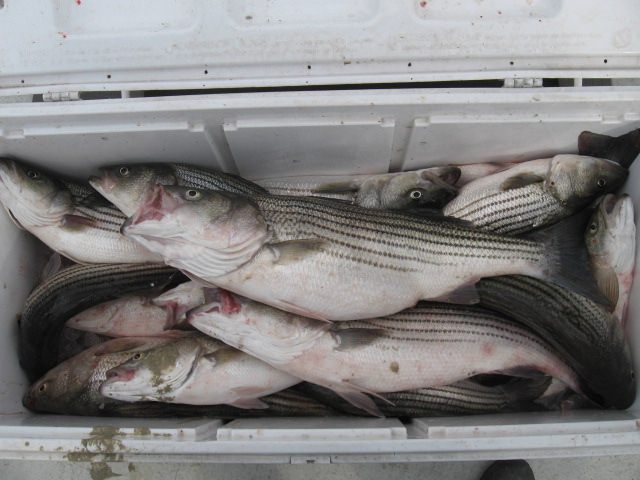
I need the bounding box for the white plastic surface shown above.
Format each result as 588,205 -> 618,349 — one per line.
0,0 -> 639,93
0,87 -> 639,462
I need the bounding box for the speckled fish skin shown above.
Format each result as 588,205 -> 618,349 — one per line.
255,166 -> 460,210
65,281 -> 209,337
477,275 -> 635,409
19,263 -> 185,381
188,291 -> 579,415
89,163 -> 267,217
586,194 -> 636,326
24,335 -> 328,417
100,333 -> 300,407
122,184 -> 597,321
443,155 -> 628,235
0,158 -> 161,264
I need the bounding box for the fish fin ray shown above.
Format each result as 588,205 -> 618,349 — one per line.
500,173 -> 545,191
332,328 -> 386,351
268,239 -> 327,266
594,265 -> 620,310
524,211 -> 611,306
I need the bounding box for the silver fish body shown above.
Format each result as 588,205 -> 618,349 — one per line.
66,281 -> 211,337
444,155 -> 628,235
100,333 -> 300,407
586,194 -> 636,326
255,166 -> 460,210
188,291 -> 579,416
477,275 -> 635,409
122,185 -> 597,321
0,158 -> 161,264
19,263 -> 185,380
25,334 -> 328,417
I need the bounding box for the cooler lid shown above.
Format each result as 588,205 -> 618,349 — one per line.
1,0 -> 639,93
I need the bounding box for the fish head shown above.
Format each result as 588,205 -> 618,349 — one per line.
89,164 -> 177,217
65,295 -> 151,335
586,194 -> 636,270
356,167 -> 460,209
99,335 -> 205,402
0,158 -> 73,228
122,185 -> 268,256
547,155 -> 628,209
188,291 -> 328,364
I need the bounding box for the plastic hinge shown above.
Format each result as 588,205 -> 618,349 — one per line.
42,91 -> 81,102
503,78 -> 543,88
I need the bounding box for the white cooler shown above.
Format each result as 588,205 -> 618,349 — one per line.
0,0 -> 639,464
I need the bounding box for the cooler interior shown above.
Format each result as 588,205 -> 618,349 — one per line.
0,86 -> 639,462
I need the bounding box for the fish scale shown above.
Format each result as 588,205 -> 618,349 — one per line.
296,378 -> 550,416
19,263 -> 183,380
445,183 -> 569,235
125,185 -> 597,321
172,164 -> 267,195
477,275 -> 635,408
188,295 -> 579,415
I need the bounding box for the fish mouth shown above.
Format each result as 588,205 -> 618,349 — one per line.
100,366 -> 139,399
123,185 -> 182,232
88,172 -> 116,195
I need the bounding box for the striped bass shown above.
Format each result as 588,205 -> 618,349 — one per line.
254,166 -> 459,209
100,333 -> 300,408
19,263 -> 185,380
586,194 -> 636,326
89,163 -> 268,217
25,335 -> 331,417
443,155 -> 627,235
477,275 -> 635,409
296,377 -> 551,417
188,291 -> 579,416
0,158 -> 161,264
121,184 -> 603,321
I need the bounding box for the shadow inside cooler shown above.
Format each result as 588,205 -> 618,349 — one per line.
0,87 -> 639,449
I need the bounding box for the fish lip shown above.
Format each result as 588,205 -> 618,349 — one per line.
89,168 -> 117,194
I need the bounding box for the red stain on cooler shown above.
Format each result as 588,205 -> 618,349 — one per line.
76,0 -> 81,4
58,32 -> 67,39
419,0 -> 427,6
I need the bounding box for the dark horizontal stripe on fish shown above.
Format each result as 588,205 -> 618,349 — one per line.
295,224 -> 541,265
346,319 -> 550,350
482,276 -> 603,340
261,196 -> 543,251
446,186 -> 544,218
264,200 -> 543,259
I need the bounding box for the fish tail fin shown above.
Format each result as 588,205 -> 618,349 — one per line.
330,382 -> 391,417
498,376 -> 552,406
525,212 -> 611,306
578,128 -> 640,169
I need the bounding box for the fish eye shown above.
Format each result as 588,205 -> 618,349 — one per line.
589,222 -> 598,233
26,170 -> 39,180
409,189 -> 423,200
37,383 -> 47,393
118,167 -> 130,177
132,353 -> 143,360
185,189 -> 201,200
597,177 -> 607,188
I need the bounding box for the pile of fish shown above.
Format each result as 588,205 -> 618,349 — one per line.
4,127 -> 639,418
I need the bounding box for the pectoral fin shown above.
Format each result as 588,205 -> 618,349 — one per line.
500,173 -> 545,191
268,239 -> 327,265
594,265 -> 620,311
432,281 -> 480,304
61,214 -> 98,228
333,328 -> 386,351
